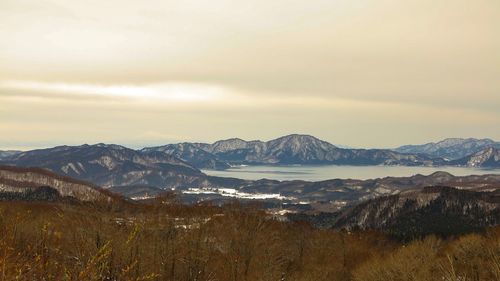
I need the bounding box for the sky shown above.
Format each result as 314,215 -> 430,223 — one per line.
1,0 -> 499,150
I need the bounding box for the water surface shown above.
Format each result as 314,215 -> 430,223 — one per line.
203,165 -> 500,181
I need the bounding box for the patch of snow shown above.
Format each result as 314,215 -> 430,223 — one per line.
90,156 -> 116,170
131,195 -> 156,200
346,185 -> 363,191
271,209 -> 297,216
61,162 -> 81,175
77,162 -> 86,172
374,187 -> 392,194
183,187 -> 293,200
331,200 -> 347,206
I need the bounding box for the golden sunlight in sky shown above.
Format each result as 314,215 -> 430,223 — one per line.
1,0 -> 499,149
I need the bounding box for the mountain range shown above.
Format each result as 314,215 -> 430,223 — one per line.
0,135 -> 498,195
1,135 -> 498,244
144,134 -> 444,169
3,136 -> 499,172
0,144 -> 207,189
2,145 -> 500,238
144,135 -> 500,169
2,138 -> 499,213
2,164 -> 499,240
395,138 -> 500,160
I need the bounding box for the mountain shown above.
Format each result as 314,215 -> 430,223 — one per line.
213,134 -> 340,164
141,143 -> 230,170
331,186 -> 500,239
0,150 -> 21,160
395,138 -> 500,160
207,138 -> 257,153
451,147 -> 500,168
1,143 -> 209,188
0,165 -> 116,202
144,134 -> 443,168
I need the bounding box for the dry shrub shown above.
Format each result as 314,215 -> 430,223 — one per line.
353,236 -> 443,281
0,201 -> 497,281
439,232 -> 500,281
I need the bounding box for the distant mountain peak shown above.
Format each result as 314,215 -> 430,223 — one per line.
267,134 -> 338,155
278,133 -> 316,138
395,137 -> 500,160
428,171 -> 455,179
209,138 -> 254,153
452,146 -> 500,168
92,143 -> 128,150
273,134 -> 332,144
437,137 -> 494,146
429,171 -> 453,176
213,137 -> 247,143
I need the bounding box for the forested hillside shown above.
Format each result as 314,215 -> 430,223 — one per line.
0,199 -> 498,281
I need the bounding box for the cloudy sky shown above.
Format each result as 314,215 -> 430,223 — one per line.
1,0 -> 499,150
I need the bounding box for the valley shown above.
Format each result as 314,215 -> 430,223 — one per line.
1,135 -> 500,215
0,136 -> 499,280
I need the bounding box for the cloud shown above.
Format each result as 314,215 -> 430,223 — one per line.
0,80 -> 230,103
0,0 -> 499,148
1,1 -> 498,111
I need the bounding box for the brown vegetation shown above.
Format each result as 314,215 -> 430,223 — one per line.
0,199 -> 498,281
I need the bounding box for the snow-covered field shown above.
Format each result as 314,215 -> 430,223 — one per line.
183,187 -> 294,200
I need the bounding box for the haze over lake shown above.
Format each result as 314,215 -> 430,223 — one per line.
203,165 -> 500,181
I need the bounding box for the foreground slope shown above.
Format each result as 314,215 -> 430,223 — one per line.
0,165 -> 116,202
1,198 -> 498,281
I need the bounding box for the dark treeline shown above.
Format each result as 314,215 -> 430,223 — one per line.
0,196 -> 498,281
0,186 -> 73,202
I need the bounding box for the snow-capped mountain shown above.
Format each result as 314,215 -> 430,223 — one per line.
144,134 -> 442,168
0,150 -> 21,160
452,147 -> 500,168
141,143 -> 231,170
1,144 -> 207,188
208,138 -> 258,153
213,134 -> 340,164
395,138 -> 500,160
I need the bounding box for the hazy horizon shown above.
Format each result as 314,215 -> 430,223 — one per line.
1,133 -> 499,152
2,0 -> 499,150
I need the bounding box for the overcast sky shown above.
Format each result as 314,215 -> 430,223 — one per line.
1,0 -> 499,150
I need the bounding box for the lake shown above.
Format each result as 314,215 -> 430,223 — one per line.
202,165 -> 500,181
